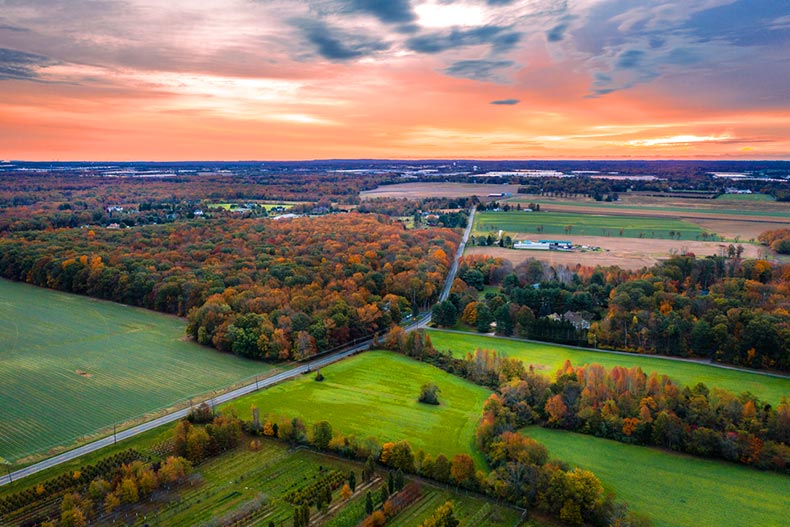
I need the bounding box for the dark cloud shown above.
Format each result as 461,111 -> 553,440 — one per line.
291,18 -> 389,61
346,0 -> 415,24
616,49 -> 644,69
0,24 -> 28,32
406,26 -> 521,54
546,23 -> 568,42
0,47 -> 56,81
444,59 -> 513,81
490,98 -> 520,105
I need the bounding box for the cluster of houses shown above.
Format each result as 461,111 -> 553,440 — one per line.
547,311 -> 592,330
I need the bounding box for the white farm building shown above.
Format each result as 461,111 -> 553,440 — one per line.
514,240 -> 573,251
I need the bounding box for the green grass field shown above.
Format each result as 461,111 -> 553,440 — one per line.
475,211 -> 706,240
510,196 -> 790,218
428,331 -> 790,405
223,351 -> 492,466
524,426 -> 790,527
208,202 -> 293,211
715,193 -> 775,202
0,279 -> 275,463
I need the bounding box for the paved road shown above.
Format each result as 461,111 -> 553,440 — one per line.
438,205 -> 475,303
2,208 -> 476,486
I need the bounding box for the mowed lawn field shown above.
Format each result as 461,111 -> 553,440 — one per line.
715,193 -> 776,202
524,426 -> 790,527
428,331 -> 790,405
475,211 -> 706,240
223,351 -> 491,465
0,279 -> 273,462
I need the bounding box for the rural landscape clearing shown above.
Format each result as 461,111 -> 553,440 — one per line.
2,1 -> 790,526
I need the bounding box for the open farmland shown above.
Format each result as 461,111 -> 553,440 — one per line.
385,486 -> 523,527
509,195 -> 790,241
0,279 -> 274,463
428,330 -> 790,405
2,431 -> 524,527
715,193 -> 776,202
475,211 -> 706,240
511,192 -> 790,218
524,426 -> 790,527
465,236 -> 764,271
361,182 -> 517,200
223,351 -> 491,466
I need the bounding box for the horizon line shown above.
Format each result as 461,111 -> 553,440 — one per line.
4,158 -> 790,164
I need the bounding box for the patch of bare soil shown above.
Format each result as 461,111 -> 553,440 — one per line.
466,235 -> 767,270
75,369 -> 93,378
686,218 -> 790,241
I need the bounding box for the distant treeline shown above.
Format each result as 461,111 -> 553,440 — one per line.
0,170 -> 396,232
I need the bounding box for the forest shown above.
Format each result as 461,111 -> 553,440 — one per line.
436,254 -> 790,372
0,214 -> 459,360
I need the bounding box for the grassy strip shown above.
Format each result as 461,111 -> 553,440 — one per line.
428,330 -> 790,405
715,193 -> 775,202
524,426 -> 790,527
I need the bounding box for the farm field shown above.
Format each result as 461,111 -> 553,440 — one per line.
208,202 -> 294,211
385,484 -> 523,527
428,330 -> 790,405
715,193 -> 775,202
361,182 -> 517,200
524,426 -> 790,527
465,237 -> 764,271
511,192 -> 790,218
3,434 -> 524,527
474,211 -> 706,240
129,441 -> 365,527
0,279 -> 275,463
507,198 -> 790,242
223,351 -> 492,466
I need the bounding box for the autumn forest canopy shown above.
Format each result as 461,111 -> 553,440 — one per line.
0,214 -> 459,361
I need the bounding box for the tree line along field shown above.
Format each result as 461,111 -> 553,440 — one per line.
222,351 -> 492,467
428,330 -> 790,405
524,426 -> 790,527
474,211 -> 707,240
0,279 -> 274,463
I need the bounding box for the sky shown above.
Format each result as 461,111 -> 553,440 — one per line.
0,0 -> 788,161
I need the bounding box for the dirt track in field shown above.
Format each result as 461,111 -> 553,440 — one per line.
466,235 -> 767,270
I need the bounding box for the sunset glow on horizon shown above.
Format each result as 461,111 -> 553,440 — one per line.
1,0 -> 788,161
